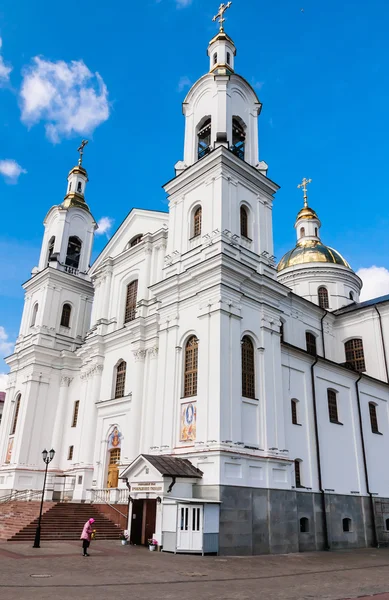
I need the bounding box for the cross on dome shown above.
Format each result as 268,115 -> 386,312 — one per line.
77,139 -> 89,166
212,2 -> 232,32
297,177 -> 312,208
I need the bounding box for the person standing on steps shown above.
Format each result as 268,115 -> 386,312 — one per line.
80,518 -> 95,557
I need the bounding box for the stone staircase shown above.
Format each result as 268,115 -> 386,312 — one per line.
0,502 -> 123,542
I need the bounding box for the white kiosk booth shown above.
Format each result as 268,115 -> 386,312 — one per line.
120,454 -> 220,555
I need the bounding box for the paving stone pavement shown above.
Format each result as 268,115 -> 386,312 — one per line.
1,542 -> 389,600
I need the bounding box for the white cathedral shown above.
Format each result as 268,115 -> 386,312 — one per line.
1,7 -> 389,555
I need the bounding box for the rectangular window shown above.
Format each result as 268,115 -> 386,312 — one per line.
327,389 -> 339,424
291,400 -> 298,425
306,332 -> 317,356
68,445 -> 74,460
71,400 -> 79,428
124,280 -> 138,323
369,403 -> 380,434
295,460 -> 302,488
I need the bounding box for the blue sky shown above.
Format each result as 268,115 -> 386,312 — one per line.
1,0 -> 389,383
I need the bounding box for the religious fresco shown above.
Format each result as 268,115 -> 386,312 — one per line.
180,402 -> 196,442
5,437 -> 13,464
108,426 -> 122,450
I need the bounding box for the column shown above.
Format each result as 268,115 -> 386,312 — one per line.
140,347 -> 159,454
50,375 -> 73,469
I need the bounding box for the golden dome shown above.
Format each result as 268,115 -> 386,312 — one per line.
277,240 -> 351,272
296,206 -> 319,221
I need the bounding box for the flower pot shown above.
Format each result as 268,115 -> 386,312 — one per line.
149,545 -> 156,551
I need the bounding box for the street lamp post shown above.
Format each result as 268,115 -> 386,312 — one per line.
33,448 -> 55,548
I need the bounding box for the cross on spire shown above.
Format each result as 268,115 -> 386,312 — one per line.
77,139 -> 88,166
297,177 -> 312,208
212,2 -> 232,32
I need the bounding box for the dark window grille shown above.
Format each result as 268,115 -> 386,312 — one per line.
10,395 -> 21,435
345,338 -> 366,372
72,401 -> 79,428
65,236 -> 82,269
198,119 -> 211,159
369,402 -> 379,434
306,332 -> 317,356
60,304 -> 71,327
115,361 -> 126,399
318,287 -> 329,309
295,460 -> 302,488
327,389 -> 339,423
240,206 -> 248,238
231,118 -> 246,160
242,336 -> 255,399
184,336 -> 199,397
291,399 -> 298,425
124,280 -> 138,323
193,207 -> 202,237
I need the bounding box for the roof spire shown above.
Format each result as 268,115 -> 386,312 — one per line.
212,2 -> 232,32
297,177 -> 312,208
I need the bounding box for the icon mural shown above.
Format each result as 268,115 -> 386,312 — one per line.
180,402 -> 196,442
108,427 -> 122,450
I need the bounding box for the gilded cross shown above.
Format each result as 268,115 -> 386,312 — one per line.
297,177 -> 312,208
212,2 -> 232,32
77,139 -> 88,166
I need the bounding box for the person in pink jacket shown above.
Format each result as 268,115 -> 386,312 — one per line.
80,518 -> 95,557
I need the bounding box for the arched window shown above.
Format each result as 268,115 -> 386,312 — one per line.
300,227 -> 305,238
114,361 -> 126,399
369,402 -> 380,434
184,336 -> 199,397
47,236 -> 55,265
343,518 -> 352,532
294,459 -> 302,488
305,332 -> 317,356
241,336 -> 255,399
227,51 -> 231,65
315,227 -> 318,237
65,236 -> 82,269
124,280 -> 138,323
240,206 -> 249,238
300,517 -> 309,533
232,117 -> 246,160
129,235 -> 143,248
344,338 -> 366,372
10,394 -> 21,435
77,181 -> 82,193
193,206 -> 202,238
213,52 -> 218,65
31,303 -> 38,327
68,182 -> 72,192
349,291 -> 354,301
318,287 -> 329,309
291,399 -> 299,425
198,118 -> 211,159
60,303 -> 71,328
327,389 -> 339,424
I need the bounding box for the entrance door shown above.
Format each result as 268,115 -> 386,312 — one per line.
177,504 -> 203,552
130,499 -> 157,546
107,448 -> 120,488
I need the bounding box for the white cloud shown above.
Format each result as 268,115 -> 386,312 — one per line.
0,326 -> 13,357
0,37 -> 12,84
251,78 -> 264,91
0,373 -> 8,393
177,75 -> 191,92
176,0 -> 193,7
96,216 -> 114,237
20,57 -> 110,143
356,266 -> 389,302
0,159 -> 27,184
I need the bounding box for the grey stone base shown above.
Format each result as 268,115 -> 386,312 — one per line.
215,485 -> 389,556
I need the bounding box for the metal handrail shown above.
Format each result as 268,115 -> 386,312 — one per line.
88,489 -> 128,520
0,489 -> 42,504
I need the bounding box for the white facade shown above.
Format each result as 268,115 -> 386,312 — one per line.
1,20 -> 389,554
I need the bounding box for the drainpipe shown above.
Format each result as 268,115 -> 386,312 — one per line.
374,306 -> 389,383
355,375 -> 379,547
310,357 -> 330,550
320,311 -> 327,359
